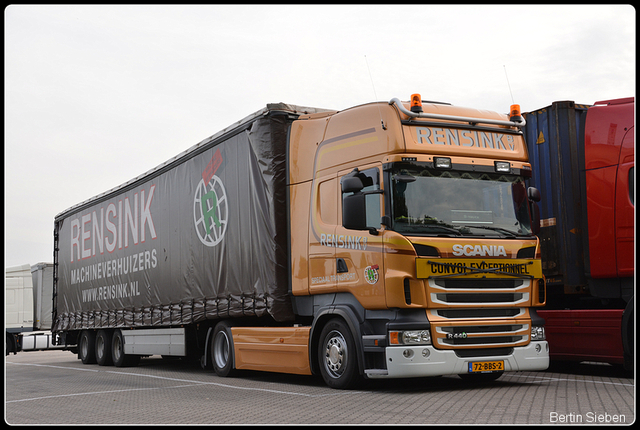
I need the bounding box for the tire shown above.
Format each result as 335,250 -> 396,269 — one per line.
317,318 -> 361,389
6,333 -> 17,356
78,330 -> 97,365
111,329 -> 140,367
4,333 -> 16,357
211,321 -> 235,377
95,330 -> 113,366
621,299 -> 634,373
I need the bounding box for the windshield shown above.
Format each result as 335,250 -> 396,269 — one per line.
390,165 -> 533,237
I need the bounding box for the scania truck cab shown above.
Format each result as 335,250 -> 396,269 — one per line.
286,95 -> 549,387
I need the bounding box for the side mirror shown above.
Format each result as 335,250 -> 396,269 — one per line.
527,187 -> 541,202
527,187 -> 541,235
342,193 -> 367,230
341,176 -> 364,193
530,202 -> 540,236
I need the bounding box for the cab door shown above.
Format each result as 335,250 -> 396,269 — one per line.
336,163 -> 386,308
615,127 -> 634,278
308,173 -> 338,293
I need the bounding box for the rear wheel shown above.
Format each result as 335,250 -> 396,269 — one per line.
95,330 -> 113,366
317,318 -> 361,389
78,330 -> 97,364
211,321 -> 235,377
6,333 -> 17,355
111,329 -> 140,367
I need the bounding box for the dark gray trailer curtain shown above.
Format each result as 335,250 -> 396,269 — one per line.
52,113 -> 294,332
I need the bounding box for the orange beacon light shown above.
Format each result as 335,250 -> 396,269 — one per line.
410,94 -> 423,113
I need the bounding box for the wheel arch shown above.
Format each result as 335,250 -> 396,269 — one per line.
309,305 -> 365,376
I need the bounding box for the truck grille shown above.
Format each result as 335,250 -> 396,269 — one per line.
433,308 -> 524,319
434,279 -> 524,289
425,273 -> 535,350
434,322 -> 529,348
434,293 -> 524,303
428,278 -> 530,306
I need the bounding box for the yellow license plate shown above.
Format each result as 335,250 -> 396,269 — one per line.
468,360 -> 504,373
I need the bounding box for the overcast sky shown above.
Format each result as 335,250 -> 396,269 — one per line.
4,5 -> 635,268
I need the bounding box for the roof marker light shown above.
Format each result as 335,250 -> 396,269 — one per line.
410,94 -> 423,113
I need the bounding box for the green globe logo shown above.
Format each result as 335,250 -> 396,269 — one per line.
193,175 -> 228,247
364,264 -> 379,285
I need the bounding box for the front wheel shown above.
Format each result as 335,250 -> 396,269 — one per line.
317,318 -> 361,389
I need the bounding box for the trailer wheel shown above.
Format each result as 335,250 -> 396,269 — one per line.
211,321 -> 235,377
6,333 -> 17,355
78,330 -> 97,365
95,330 -> 113,366
111,329 -> 140,367
317,318 -> 360,389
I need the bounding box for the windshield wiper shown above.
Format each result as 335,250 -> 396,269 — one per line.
395,222 -> 464,236
423,224 -> 464,236
462,225 -> 521,237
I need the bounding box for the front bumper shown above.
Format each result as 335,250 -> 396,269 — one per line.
366,341 -> 549,379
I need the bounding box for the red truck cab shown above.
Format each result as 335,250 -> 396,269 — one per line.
584,98 -> 635,280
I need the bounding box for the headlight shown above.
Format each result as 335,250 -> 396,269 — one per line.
389,330 -> 432,345
531,326 -> 546,341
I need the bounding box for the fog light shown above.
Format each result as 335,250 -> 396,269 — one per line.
535,343 -> 542,353
422,349 -> 430,358
403,349 -> 414,359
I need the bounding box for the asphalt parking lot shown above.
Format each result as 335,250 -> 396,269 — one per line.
5,350 -> 635,425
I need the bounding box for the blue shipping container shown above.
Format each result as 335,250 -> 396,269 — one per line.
522,101 -> 590,290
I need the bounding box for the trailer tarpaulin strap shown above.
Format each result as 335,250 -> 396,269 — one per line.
52,113 -> 295,332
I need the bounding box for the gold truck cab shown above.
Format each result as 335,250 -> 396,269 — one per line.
288,95 -> 549,387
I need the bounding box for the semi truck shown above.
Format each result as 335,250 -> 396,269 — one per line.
6,263 -> 57,354
523,98 -> 634,371
52,95 -> 549,388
